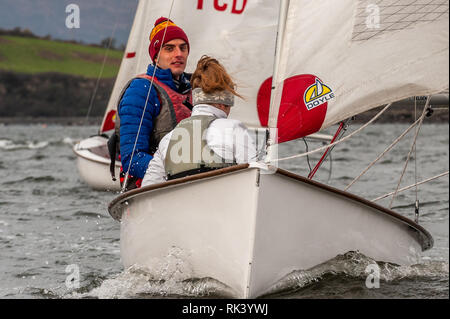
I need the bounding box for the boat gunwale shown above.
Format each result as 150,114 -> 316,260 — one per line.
73,142 -> 121,167
107,163 -> 433,250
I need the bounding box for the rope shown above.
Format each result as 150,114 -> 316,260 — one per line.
273,102 -> 393,163
388,96 -> 430,209
344,116 -> 423,191
327,151 -> 333,183
121,0 -> 176,192
86,23 -> 117,125
372,171 -> 449,202
414,96 -> 419,206
302,138 -> 312,174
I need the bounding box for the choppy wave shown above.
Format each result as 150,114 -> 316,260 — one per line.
0,137 -> 75,150
3,176 -> 59,185
66,265 -> 235,299
64,246 -> 235,299
0,139 -> 49,150
261,251 -> 449,298
62,251 -> 448,299
72,211 -> 108,219
392,201 -> 442,210
62,137 -> 76,146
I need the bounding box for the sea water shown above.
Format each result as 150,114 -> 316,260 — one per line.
0,123 -> 448,299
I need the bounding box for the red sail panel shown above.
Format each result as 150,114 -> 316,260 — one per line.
257,74 -> 328,143
101,110 -> 117,133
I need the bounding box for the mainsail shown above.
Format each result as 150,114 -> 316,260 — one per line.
267,0 -> 449,142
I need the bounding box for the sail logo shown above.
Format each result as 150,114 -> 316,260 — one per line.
304,78 -> 335,111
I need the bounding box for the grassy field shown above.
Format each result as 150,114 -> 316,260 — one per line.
0,35 -> 122,78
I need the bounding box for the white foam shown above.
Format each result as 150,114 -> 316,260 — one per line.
0,140 -> 16,150
66,265 -> 232,299
63,137 -> 75,145
28,141 -> 49,149
0,139 -> 49,150
0,220 -> 9,226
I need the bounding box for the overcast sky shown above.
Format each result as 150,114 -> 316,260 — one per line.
0,0 -> 139,46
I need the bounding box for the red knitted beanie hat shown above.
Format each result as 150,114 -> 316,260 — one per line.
149,17 -> 190,63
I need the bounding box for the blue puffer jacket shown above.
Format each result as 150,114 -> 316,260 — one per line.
118,64 -> 190,179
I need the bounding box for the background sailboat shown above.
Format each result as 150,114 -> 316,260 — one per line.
106,0 -> 449,298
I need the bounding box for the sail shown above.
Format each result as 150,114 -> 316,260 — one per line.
100,0 -> 280,133
264,0 -> 449,143
99,0 -> 150,133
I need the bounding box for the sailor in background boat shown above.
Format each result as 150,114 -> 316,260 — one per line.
109,17 -> 193,191
142,56 -> 258,186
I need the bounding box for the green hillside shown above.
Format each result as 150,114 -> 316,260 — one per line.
0,35 -> 122,78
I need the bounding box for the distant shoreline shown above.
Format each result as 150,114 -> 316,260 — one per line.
0,71 -> 447,125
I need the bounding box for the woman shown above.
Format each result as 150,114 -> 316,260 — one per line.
142,56 -> 257,186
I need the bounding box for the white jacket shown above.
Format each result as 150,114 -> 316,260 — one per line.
142,104 -> 258,186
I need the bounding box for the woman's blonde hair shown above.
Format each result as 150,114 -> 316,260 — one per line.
191,56 -> 242,99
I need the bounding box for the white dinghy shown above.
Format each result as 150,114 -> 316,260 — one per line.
108,0 -> 448,298
109,163 -> 433,298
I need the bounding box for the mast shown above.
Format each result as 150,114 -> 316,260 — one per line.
266,0 -> 289,163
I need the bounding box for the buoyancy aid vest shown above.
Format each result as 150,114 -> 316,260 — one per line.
165,115 -> 236,180
108,74 -> 192,190
137,74 -> 192,155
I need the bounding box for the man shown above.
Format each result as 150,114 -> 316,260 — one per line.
116,17 -> 193,190
142,56 -> 258,186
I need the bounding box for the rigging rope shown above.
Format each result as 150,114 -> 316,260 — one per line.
86,23 -> 117,126
302,138 -> 312,174
344,116 -> 424,191
388,96 -> 431,209
327,151 -> 333,183
272,102 -> 393,163
121,0 -> 176,193
414,96 -> 419,222
372,171 -> 449,202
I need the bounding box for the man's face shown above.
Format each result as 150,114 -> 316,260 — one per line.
156,39 -> 189,80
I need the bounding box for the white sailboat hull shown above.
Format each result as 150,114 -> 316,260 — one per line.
73,135 -> 121,191
109,165 -> 432,298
